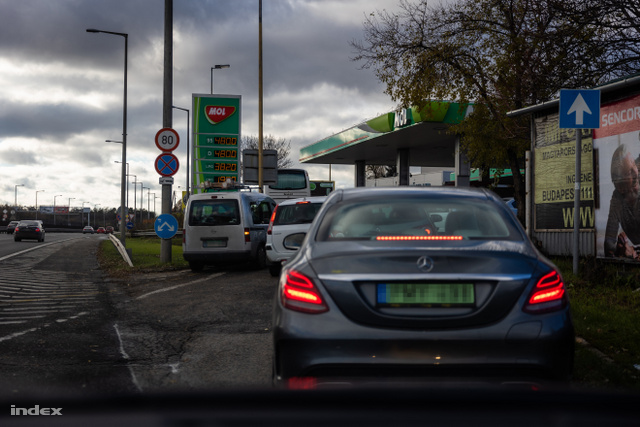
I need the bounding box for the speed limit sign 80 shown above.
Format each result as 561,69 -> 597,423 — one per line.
155,128 -> 180,152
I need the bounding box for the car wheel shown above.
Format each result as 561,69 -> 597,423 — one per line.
268,264 -> 281,277
189,261 -> 204,272
254,245 -> 267,270
14,237 -> 20,242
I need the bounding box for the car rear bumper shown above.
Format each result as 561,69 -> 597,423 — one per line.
15,232 -> 44,240
273,307 -> 574,384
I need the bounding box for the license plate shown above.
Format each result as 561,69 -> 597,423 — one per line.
203,239 -> 227,248
376,283 -> 474,306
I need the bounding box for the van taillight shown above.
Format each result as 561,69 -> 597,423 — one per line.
244,227 -> 251,242
524,270 -> 567,314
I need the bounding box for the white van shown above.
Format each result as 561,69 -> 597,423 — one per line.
182,190 -> 276,271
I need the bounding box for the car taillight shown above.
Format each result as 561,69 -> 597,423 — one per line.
244,227 -> 251,243
524,270 -> 567,314
281,270 -> 328,314
267,206 -> 278,235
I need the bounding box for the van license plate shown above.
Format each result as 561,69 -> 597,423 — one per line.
203,239 -> 227,248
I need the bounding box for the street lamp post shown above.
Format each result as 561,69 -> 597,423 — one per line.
67,198 -> 75,226
115,160 -> 130,210
53,194 -> 62,225
210,64 -> 230,94
128,174 -> 137,225
172,106 -> 190,197
145,187 -> 151,220
143,187 -> 150,220
82,202 -> 90,227
87,28 -> 128,245
35,190 -> 45,220
151,193 -> 157,218
136,182 -> 143,223
14,184 -> 24,208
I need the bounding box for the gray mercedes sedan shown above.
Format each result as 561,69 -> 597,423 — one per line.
272,187 -> 574,388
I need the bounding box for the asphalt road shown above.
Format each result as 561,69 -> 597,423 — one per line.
0,234 -> 276,398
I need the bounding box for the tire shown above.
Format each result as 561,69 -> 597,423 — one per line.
14,237 -> 20,242
268,264 -> 281,277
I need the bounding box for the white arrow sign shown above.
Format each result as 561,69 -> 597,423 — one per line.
157,221 -> 175,232
567,93 -> 592,126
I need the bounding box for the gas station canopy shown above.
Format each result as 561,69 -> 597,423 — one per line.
300,101 -> 473,169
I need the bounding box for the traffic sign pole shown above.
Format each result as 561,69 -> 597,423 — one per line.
559,89 -> 600,275
573,130 -> 582,275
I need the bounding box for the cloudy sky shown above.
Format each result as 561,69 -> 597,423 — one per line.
0,0 -> 400,211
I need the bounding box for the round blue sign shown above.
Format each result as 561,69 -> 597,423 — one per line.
154,214 -> 179,239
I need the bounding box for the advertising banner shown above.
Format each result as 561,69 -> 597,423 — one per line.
192,94 -> 241,193
594,94 -> 640,260
533,113 -> 595,231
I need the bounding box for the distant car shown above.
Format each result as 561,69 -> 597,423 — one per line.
5,220 -> 19,234
266,196 -> 327,277
273,187 -> 574,388
96,227 -> 106,234
82,226 -> 95,234
105,226 -> 114,234
14,220 -> 45,242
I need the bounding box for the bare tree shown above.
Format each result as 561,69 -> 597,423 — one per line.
241,135 -> 294,169
352,0 -> 640,223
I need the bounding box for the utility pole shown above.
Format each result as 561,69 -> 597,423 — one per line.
161,0 -> 173,263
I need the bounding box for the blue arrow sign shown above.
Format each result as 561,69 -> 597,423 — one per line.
559,89 -> 600,129
154,214 -> 179,239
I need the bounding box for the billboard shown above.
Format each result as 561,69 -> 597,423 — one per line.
594,94 -> 640,260
192,94 -> 241,193
533,113 -> 595,231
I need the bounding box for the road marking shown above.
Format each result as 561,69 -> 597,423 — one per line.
114,323 -> 143,393
135,272 -> 225,300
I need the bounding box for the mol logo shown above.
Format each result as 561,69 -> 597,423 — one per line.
205,105 -> 236,125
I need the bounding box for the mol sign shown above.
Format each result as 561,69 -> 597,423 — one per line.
192,94 -> 241,193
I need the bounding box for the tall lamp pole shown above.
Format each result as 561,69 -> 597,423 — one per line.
53,194 -> 62,225
172,106 -> 190,197
143,187 -> 150,220
128,174 -> 137,224
14,184 -> 24,211
87,28 -> 128,245
210,64 -> 230,94
67,197 -> 75,226
35,190 -> 45,220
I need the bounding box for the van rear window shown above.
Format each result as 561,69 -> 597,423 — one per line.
189,200 -> 240,226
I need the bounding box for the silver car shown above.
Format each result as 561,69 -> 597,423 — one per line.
272,187 -> 574,388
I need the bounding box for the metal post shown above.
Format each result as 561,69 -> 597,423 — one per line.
35,190 -> 44,220
53,195 -> 62,225
87,28 -> 128,246
258,0 -> 264,192
161,0 -> 173,263
573,130 -> 582,275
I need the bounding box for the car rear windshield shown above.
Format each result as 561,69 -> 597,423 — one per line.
316,197 -> 522,242
274,202 -> 323,226
189,199 -> 240,226
19,221 -> 40,227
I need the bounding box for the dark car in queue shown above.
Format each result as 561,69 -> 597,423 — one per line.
14,220 -> 45,242
5,220 -> 20,234
272,187 -> 574,388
